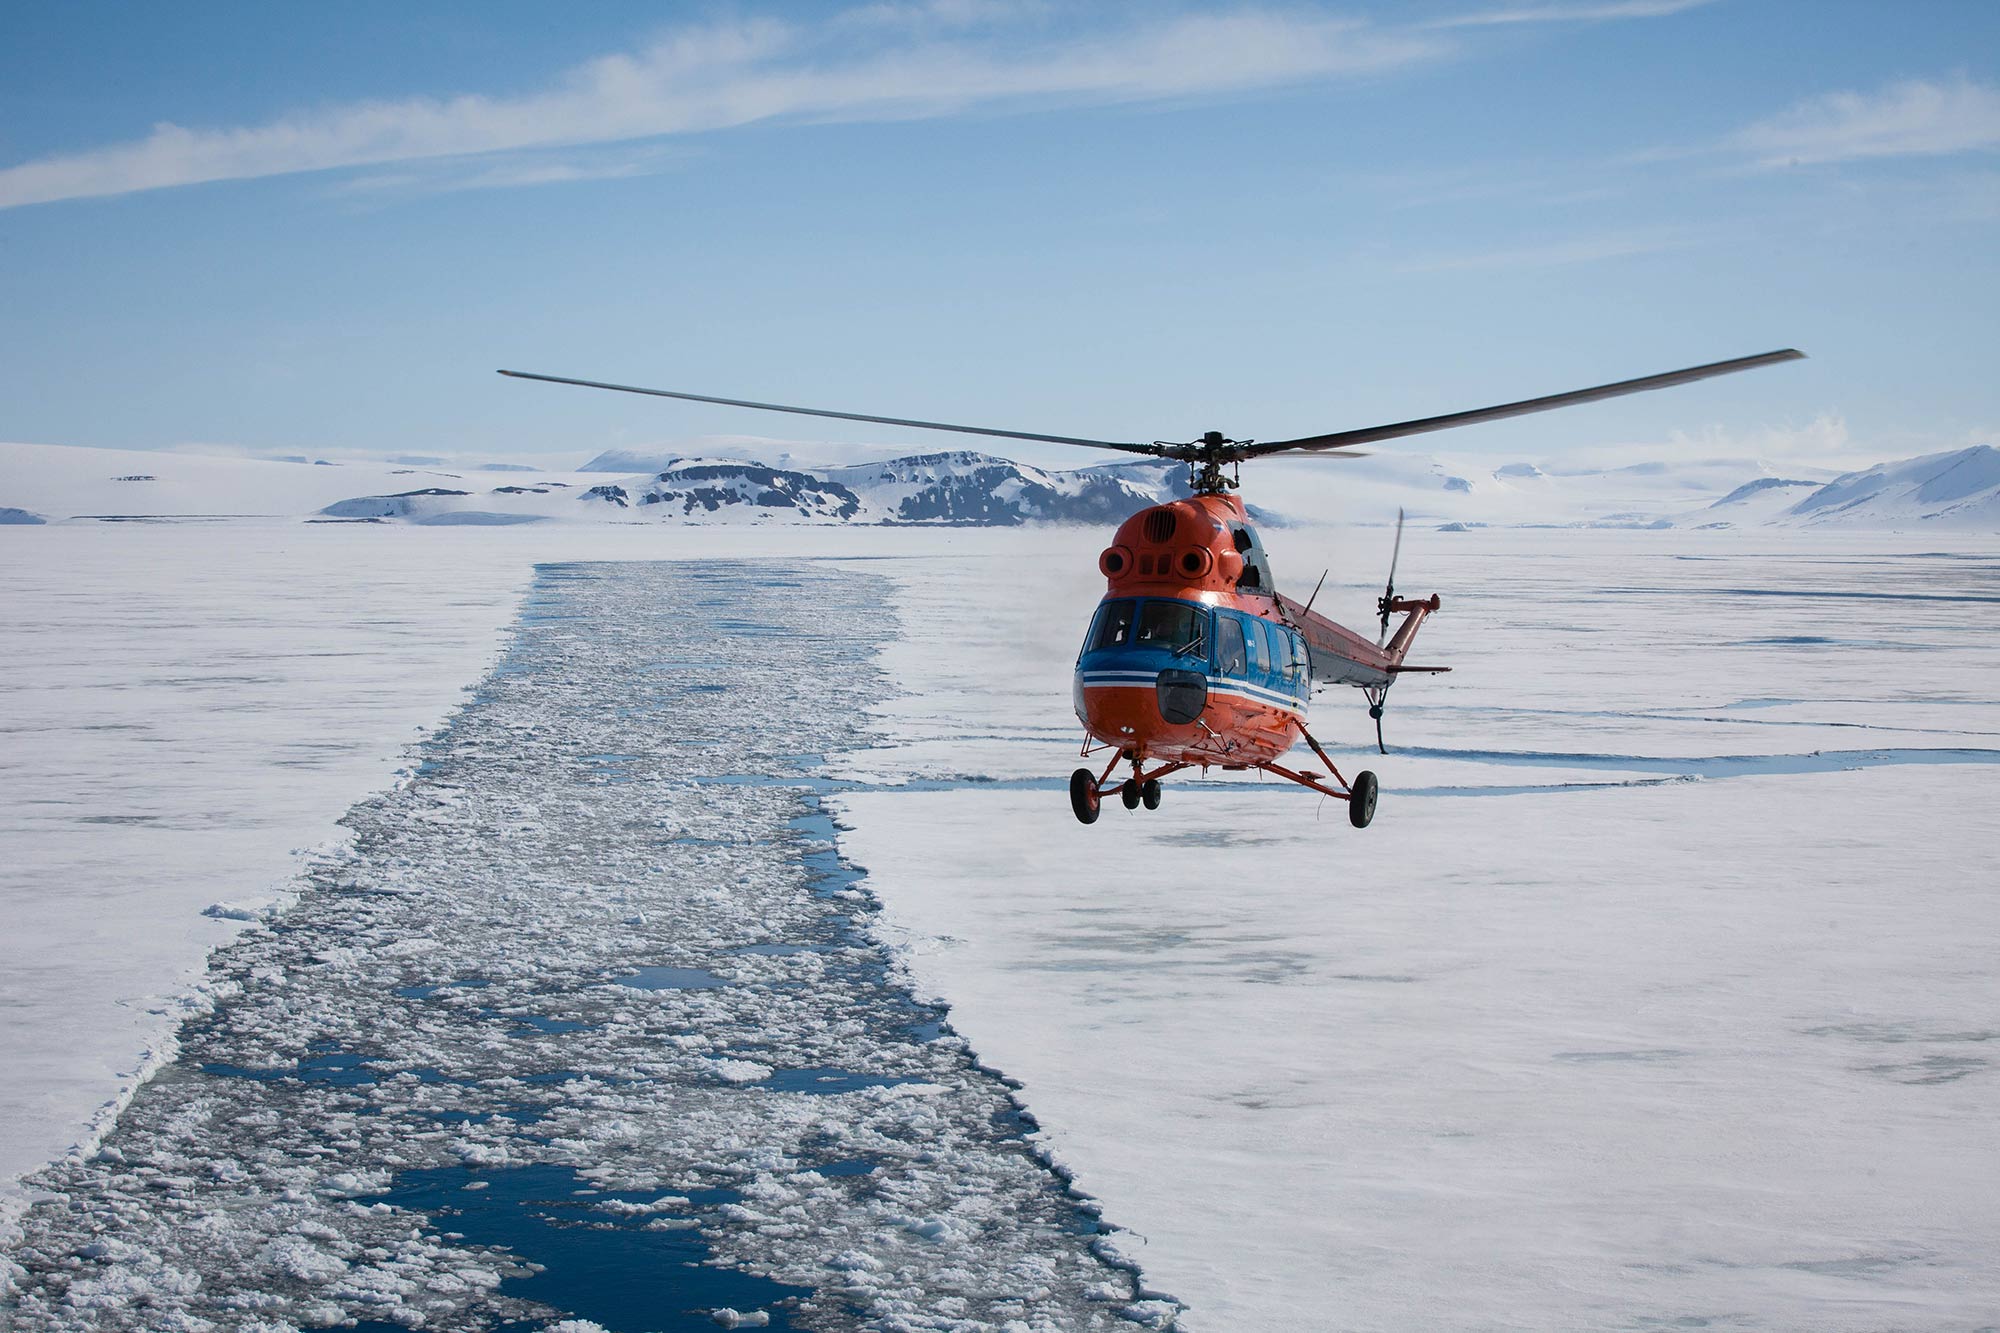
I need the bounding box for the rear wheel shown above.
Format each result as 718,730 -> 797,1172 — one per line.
1140,778 -> 1162,810
1119,779 -> 1142,810
1069,769 -> 1101,825
1348,770 -> 1379,829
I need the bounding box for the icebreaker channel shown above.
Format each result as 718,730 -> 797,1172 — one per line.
2,560 -> 1176,1332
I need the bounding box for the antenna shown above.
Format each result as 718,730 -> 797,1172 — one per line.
1300,568 -> 1330,620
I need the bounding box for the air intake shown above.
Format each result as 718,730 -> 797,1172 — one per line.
1143,509 -> 1178,544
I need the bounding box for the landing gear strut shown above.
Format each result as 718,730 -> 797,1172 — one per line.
1249,721 -> 1383,828
1364,685 -> 1389,755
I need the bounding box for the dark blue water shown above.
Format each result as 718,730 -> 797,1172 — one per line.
352,1163 -> 807,1333
790,809 -> 867,900
203,1042 -> 464,1088
810,1158 -> 879,1178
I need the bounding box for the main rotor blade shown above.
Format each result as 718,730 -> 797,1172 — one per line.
1263,450 -> 1373,460
497,369 -> 1164,456
1240,349 -> 1805,457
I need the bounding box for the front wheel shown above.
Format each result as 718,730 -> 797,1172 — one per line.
1348,770 -> 1379,829
1069,768 -> 1102,825
1140,778 -> 1162,810
1120,779 -> 1141,810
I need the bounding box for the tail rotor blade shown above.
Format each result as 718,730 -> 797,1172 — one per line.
1378,507 -> 1405,645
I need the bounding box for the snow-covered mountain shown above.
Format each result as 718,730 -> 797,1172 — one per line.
1772,445 -> 2000,529
7,439 -> 1999,530
822,451 -> 1184,525
610,459 -> 863,521
316,452 -> 1187,526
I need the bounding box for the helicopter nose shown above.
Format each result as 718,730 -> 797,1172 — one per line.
1156,668 -> 1208,726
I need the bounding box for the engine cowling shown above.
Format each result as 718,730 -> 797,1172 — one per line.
1099,494 -> 1255,599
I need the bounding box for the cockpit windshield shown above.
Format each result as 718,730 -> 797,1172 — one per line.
1135,600 -> 1208,658
1086,599 -> 1137,652
1084,598 -> 1210,660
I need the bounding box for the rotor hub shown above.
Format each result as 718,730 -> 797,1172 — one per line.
1159,432 -> 1249,495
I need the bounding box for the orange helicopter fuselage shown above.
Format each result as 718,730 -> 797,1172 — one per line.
1072,493 -> 1311,768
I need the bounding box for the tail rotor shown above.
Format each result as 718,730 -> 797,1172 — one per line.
1376,507 -> 1405,646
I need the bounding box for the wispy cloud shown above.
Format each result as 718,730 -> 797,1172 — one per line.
1394,228 -> 1688,273
0,10 -> 1441,211
1730,76 -> 2000,167
831,0 -> 1052,31
1421,0 -> 1715,30
337,144 -> 691,197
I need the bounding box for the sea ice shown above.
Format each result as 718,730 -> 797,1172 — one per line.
4,559 -> 1164,1331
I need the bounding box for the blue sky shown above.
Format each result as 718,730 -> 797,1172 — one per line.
2,1 -> 1996,470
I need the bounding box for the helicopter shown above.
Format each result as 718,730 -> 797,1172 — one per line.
500,347 -> 1803,829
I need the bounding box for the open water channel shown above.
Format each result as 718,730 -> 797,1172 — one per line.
4,561 -> 1176,1332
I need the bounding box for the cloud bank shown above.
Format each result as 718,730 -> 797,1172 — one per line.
1732,76 -> 2000,167
0,12 -> 1437,211
0,1 -> 1729,211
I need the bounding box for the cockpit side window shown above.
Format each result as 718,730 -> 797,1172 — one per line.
1135,600 -> 1209,659
1217,615 -> 1247,675
1228,522 -> 1276,593
1261,620 -> 1290,681
1085,599 -> 1137,653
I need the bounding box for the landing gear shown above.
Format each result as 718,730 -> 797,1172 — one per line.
1364,685 -> 1389,754
1068,754 -> 1188,825
1069,768 -> 1101,825
1247,721 -> 1384,829
1348,770 -> 1378,828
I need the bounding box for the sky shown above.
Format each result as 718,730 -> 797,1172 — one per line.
2,0 -> 1997,473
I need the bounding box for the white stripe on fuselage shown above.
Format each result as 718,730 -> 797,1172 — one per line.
1076,671 -> 1306,715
